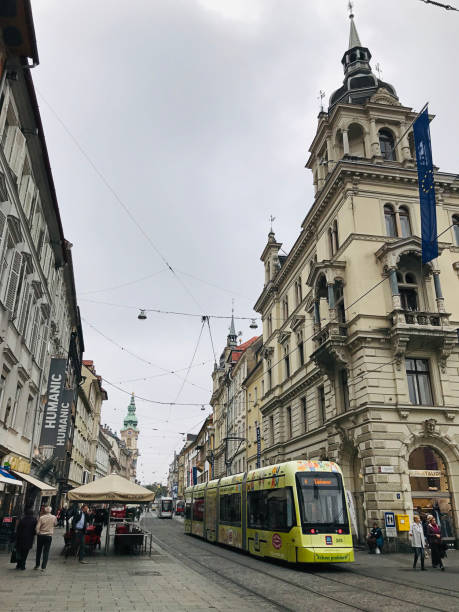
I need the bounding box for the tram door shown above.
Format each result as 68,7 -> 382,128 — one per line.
205,487 -> 217,542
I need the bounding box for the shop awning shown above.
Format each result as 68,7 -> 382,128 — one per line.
12,471 -> 57,495
0,473 -> 23,486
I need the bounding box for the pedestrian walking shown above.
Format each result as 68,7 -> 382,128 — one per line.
35,506 -> 57,572
410,515 -> 427,570
71,504 -> 90,564
15,508 -> 37,570
427,516 -> 445,570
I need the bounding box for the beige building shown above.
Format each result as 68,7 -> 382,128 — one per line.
68,361 -> 107,487
244,336 -> 264,471
254,14 -> 459,545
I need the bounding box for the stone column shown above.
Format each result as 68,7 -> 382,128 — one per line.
433,271 -> 445,313
389,268 -> 401,310
327,283 -> 336,324
342,129 -> 349,156
370,118 -> 381,157
400,122 -> 411,161
326,136 -> 334,165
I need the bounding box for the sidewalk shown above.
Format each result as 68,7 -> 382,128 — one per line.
0,526 -> 261,612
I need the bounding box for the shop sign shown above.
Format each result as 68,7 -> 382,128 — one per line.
378,466 -> 394,474
3,455 -> 30,474
39,358 -> 67,446
409,469 -> 442,478
54,389 -> 74,459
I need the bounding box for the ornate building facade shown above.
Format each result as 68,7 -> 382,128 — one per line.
254,14 -> 459,545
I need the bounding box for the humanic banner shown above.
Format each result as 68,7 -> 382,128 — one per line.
54,388 -> 74,459
39,357 -> 67,447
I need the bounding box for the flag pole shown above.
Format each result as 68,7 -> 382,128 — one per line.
388,101 -> 429,157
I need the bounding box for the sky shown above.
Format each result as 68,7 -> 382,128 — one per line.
31,0 -> 459,484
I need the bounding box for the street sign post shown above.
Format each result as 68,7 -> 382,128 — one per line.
384,511 -> 397,538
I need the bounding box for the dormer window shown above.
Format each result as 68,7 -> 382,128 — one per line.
379,128 -> 396,161
453,215 -> 459,246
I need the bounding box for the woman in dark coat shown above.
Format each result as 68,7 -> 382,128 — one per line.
15,508 -> 37,569
427,516 -> 445,570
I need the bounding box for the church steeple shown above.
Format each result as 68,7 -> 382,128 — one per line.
227,310 -> 237,348
329,5 -> 398,110
121,393 -> 139,431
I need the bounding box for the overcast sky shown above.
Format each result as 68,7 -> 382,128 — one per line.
31,0 -> 458,484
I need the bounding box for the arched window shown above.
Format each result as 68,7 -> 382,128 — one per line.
379,128 -> 396,161
384,204 -> 396,237
453,214 -> 459,246
334,281 -> 346,323
398,271 -> 419,311
399,206 -> 412,237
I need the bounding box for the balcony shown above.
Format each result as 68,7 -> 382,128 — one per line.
389,309 -> 456,373
311,321 -> 348,373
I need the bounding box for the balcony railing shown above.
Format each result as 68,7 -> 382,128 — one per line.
313,322 -> 348,346
391,310 -> 449,327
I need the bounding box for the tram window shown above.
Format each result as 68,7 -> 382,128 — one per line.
247,488 -> 295,532
193,497 -> 205,521
185,502 -> 192,520
296,473 -> 349,532
219,493 -> 241,524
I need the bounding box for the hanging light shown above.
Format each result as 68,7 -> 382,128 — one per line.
201,405 -> 206,411
249,319 -> 258,329
138,309 -> 147,320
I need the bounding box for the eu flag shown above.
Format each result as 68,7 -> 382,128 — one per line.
413,107 -> 438,264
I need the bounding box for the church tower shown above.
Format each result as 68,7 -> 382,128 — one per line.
120,393 -> 139,481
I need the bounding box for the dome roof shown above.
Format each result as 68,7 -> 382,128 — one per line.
121,393 -> 139,432
329,13 -> 397,110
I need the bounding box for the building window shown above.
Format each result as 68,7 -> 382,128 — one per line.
453,214 -> 459,246
379,128 -> 396,161
301,397 -> 307,433
286,406 -> 292,439
270,415 -> 275,446
328,228 -> 334,257
334,281 -> 346,323
284,346 -> 290,379
297,332 -> 304,366
340,369 -> 350,412
406,358 -> 433,405
267,359 -> 272,391
333,220 -> 339,251
295,277 -> 302,306
267,313 -> 272,336
384,204 -> 397,237
399,206 -> 412,238
397,271 -> 419,311
318,385 -> 326,425
282,296 -> 289,321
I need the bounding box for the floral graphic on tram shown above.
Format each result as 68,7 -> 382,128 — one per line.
270,465 -> 281,488
272,533 -> 282,550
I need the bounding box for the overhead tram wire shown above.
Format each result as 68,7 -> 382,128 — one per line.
36,88 -> 203,310
81,316 -> 211,393
418,0 -> 459,10
167,318 -> 207,422
79,269 -> 167,295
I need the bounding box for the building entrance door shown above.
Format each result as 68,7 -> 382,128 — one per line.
409,446 -> 454,542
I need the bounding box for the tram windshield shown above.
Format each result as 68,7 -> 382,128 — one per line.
161,500 -> 173,512
296,472 -> 349,533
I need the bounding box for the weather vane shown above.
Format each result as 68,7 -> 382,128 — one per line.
318,90 -> 325,112
269,215 -> 276,232
348,1 -> 354,17
375,63 -> 383,80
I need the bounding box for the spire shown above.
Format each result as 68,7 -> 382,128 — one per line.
328,2 -> 398,110
348,8 -> 362,49
227,305 -> 237,347
121,393 -> 139,431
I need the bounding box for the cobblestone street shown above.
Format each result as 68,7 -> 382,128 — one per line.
3,516 -> 459,612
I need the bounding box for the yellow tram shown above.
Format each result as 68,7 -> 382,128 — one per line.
184,460 -> 354,564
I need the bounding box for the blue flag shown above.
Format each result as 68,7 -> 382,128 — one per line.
413,107 -> 438,264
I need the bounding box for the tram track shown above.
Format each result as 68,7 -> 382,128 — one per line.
145,516 -> 454,611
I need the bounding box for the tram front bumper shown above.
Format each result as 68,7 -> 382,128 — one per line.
297,547 -> 354,563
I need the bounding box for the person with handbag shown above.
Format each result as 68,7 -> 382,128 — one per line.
409,515 -> 427,570
427,516 -> 445,570
14,507 -> 37,570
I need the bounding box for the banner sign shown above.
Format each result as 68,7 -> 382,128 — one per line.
39,358 -> 67,446
256,425 -> 261,469
413,107 -> 438,264
54,389 -> 73,459
192,466 -> 197,485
